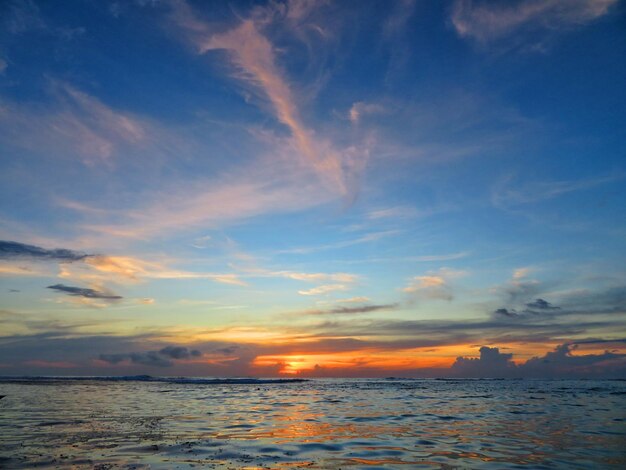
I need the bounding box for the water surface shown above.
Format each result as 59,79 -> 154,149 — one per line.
1,377 -> 624,468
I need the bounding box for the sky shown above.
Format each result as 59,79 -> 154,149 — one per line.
0,0 -> 625,378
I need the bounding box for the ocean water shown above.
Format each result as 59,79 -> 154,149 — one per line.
0,377 -> 625,469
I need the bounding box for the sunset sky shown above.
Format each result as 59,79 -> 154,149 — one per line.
1,0 -> 625,378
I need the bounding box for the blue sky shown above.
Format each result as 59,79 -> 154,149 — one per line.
1,0 -> 625,377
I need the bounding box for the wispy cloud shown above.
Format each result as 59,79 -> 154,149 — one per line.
65,254 -> 247,286
276,230 -> 400,255
366,205 -> 422,220
306,303 -> 399,315
269,270 -> 356,283
168,1 -> 368,198
451,0 -> 617,47
0,240 -> 246,287
75,157 -> 338,239
320,296 -> 371,304
349,101 -> 386,125
298,284 -> 348,296
3,0 -> 46,34
0,264 -> 45,277
492,173 -> 624,210
0,82 -> 148,166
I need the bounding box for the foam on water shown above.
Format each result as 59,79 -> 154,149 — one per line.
0,378 -> 625,468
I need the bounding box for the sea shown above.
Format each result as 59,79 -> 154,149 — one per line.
0,377 -> 625,469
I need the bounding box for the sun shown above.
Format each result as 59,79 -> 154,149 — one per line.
281,358 -> 310,375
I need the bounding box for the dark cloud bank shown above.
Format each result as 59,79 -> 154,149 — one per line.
99,346 -> 202,368
450,343 -> 626,379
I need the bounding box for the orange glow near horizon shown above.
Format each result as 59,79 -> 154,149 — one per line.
250,341 -> 584,375
254,346 -> 476,375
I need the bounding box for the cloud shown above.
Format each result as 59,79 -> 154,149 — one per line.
493,307 -> 520,318
366,205 -> 422,220
451,346 -> 517,377
330,296 -> 371,304
99,344 -> 202,367
77,160 -> 338,239
307,303 -> 398,315
0,264 -> 45,277
451,342 -> 626,378
200,21 -> 347,191
493,268 -> 546,306
59,254 -> 246,286
521,342 -> 626,377
405,275 -> 445,289
99,351 -> 172,367
159,345 -> 202,359
167,1 -> 367,199
62,251 -> 356,289
559,286 -> 626,314
493,284 -> 626,320
0,240 -> 89,262
494,298 -> 561,318
526,298 -> 560,310
0,82 -> 148,166
276,230 -> 400,255
502,278 -> 543,303
3,0 -> 46,34
492,173 -> 623,208
310,310 -> 626,350
213,346 -> 239,355
269,271 -> 357,283
2,309 -> 625,377
513,267 -> 531,279
349,101 -> 386,124
451,0 -> 617,46
340,252 -> 471,265
22,3 -> 375,243
402,268 -> 466,301
47,283 -> 122,301
298,284 -> 348,296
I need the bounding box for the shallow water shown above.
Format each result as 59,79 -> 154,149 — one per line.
0,378 -> 625,468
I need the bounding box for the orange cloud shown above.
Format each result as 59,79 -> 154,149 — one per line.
58,255 -> 246,286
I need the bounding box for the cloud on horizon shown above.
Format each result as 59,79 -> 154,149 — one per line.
99,345 -> 202,368
1,308 -> 625,378
451,342 -> 626,378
